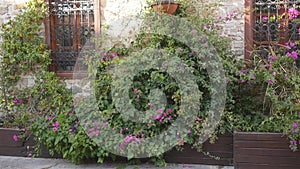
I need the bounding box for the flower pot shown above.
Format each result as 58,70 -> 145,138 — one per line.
234,131 -> 300,169
151,1 -> 179,15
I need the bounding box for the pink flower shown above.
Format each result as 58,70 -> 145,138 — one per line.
240,68 -> 247,74
156,109 -> 164,114
167,109 -> 174,114
148,102 -> 153,108
269,55 -> 278,62
13,134 -> 19,142
191,30 -> 197,36
288,8 -> 299,19
47,117 -> 52,121
293,122 -> 298,128
119,144 -> 125,150
267,79 -> 273,84
177,138 -> 184,146
284,75 -> 289,80
287,51 -> 298,61
133,88 -> 138,94
155,115 -> 161,120
187,130 -> 191,135
13,98 -> 19,104
262,16 -> 268,21
53,127 -> 58,132
52,121 -> 59,127
177,48 -> 182,52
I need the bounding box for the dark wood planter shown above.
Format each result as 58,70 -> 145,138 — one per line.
0,128 -> 27,156
234,131 -> 300,169
164,132 -> 233,165
0,128 -> 59,158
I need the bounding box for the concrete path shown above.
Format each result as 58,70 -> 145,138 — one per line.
0,156 -> 234,169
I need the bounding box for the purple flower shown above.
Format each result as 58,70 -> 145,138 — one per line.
47,117 -> 52,121
167,109 -> 174,114
177,48 -> 182,52
298,28 -> 300,33
102,122 -> 108,127
119,144 -> 125,150
18,100 -> 24,104
156,109 -> 164,114
13,135 -> 19,142
53,127 -> 58,132
240,68 -> 247,74
288,7 -> 299,19
133,88 -> 138,94
187,130 -> 191,135
191,30 -> 197,36
267,79 -> 273,84
289,42 -> 295,47
262,16 -> 268,21
272,72 -> 277,76
52,121 -> 59,127
269,55 -> 278,62
293,122 -> 298,128
13,98 -> 19,104
284,75 -> 289,80
287,51 -> 298,61
148,102 -> 153,108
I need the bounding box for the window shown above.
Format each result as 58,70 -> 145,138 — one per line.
45,0 -> 101,78
245,0 -> 300,60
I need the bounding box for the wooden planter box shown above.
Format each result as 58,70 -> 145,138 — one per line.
0,128 -> 59,158
164,132 -> 233,165
0,128 -> 27,156
234,131 -> 300,169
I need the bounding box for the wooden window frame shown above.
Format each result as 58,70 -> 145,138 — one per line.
44,0 -> 101,79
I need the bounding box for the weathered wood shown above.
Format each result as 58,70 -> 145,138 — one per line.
164,133 -> 233,165
234,131 -> 300,169
0,128 -> 59,158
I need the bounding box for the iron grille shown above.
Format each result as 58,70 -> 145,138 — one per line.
48,0 -> 95,72
254,0 -> 300,45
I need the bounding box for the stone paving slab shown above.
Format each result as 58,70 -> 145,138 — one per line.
0,156 -> 234,169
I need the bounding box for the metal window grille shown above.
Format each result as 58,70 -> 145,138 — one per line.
254,0 -> 300,45
48,0 -> 95,72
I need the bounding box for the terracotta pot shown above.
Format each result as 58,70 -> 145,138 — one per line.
151,1 -> 179,15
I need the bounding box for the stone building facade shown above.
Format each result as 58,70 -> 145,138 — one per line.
0,0 -> 245,90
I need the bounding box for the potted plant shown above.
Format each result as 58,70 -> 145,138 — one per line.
231,7 -> 300,169
151,0 -> 180,15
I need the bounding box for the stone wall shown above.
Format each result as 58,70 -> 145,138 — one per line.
100,0 -> 245,58
0,0 -> 245,91
0,0 -> 28,42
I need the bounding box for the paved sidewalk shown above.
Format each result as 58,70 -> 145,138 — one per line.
0,156 -> 234,169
